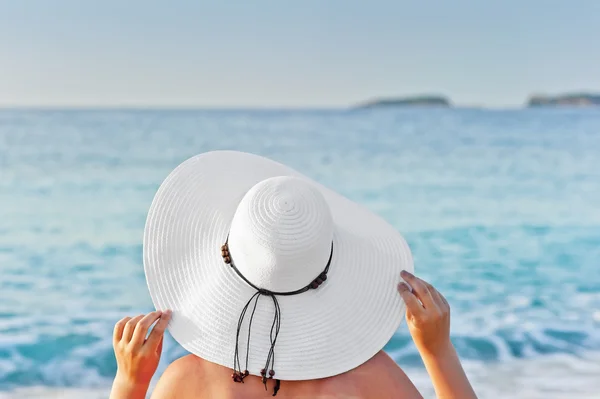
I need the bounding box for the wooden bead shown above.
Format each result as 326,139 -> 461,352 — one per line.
269,370 -> 275,377
316,278 -> 323,284
260,368 -> 266,375
224,256 -> 231,264
311,281 -> 319,289
320,273 -> 327,281
244,370 -> 249,377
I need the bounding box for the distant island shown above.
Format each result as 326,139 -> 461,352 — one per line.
352,93 -> 600,109
356,95 -> 451,108
527,93 -> 600,107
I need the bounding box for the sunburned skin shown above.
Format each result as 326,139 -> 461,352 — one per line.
150,350 -> 423,399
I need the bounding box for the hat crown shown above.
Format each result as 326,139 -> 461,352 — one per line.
228,176 -> 334,292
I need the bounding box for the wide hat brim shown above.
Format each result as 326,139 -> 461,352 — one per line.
143,151 -> 414,380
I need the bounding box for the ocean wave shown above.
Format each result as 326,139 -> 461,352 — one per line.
1,224 -> 599,389
0,317 -> 598,389
5,351 -> 599,399
406,352 -> 600,399
386,325 -> 599,366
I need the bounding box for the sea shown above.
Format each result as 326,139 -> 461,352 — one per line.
0,108 -> 599,398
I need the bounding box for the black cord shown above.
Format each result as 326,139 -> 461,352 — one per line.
222,239 -> 333,396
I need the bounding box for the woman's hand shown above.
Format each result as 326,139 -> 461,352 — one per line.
398,271 -> 450,356
398,271 -> 477,398
110,310 -> 172,399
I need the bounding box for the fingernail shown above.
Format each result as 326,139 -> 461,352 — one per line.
398,282 -> 408,292
164,309 -> 172,318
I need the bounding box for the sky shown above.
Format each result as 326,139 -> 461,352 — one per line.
1,0 -> 599,108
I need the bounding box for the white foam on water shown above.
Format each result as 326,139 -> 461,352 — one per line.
3,353 -> 599,398
406,352 -> 600,399
0,387 -> 109,399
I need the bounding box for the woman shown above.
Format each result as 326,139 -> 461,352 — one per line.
110,271 -> 477,398
110,151 -> 477,398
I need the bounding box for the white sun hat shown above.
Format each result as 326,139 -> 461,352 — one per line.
143,150 -> 414,385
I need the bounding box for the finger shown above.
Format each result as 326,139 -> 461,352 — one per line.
401,271 -> 436,309
440,292 -> 449,306
130,311 -> 162,348
122,314 -> 144,343
435,288 -> 450,310
398,283 -> 424,317
421,279 -> 449,310
430,287 -> 443,306
145,310 -> 172,351
113,317 -> 131,344
155,335 -> 164,355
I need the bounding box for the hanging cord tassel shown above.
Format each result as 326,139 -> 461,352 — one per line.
235,291 -> 282,395
232,292 -> 260,382
244,294 -> 261,380
222,239 -> 333,397
260,294 -> 281,391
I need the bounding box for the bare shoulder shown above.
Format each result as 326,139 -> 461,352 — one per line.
150,355 -> 205,399
347,351 -> 423,399
366,350 -> 407,372
162,353 -> 205,378
150,351 -> 422,398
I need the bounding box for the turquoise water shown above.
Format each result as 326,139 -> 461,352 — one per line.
1,108 -> 599,396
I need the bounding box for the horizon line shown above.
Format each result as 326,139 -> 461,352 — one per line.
0,104 -> 531,111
